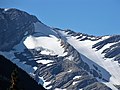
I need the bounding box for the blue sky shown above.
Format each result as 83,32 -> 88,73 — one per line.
0,0 -> 120,36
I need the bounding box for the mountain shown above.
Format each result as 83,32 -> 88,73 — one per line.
0,8 -> 120,90
0,55 -> 45,90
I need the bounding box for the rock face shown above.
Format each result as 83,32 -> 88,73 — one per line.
0,8 -> 120,90
0,8 -> 38,51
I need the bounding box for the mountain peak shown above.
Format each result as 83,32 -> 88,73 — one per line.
0,8 -> 58,51
0,8 -> 120,90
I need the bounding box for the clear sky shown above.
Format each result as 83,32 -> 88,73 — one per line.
0,0 -> 120,36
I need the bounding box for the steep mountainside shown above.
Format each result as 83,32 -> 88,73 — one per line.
0,8 -> 120,90
0,55 -> 45,90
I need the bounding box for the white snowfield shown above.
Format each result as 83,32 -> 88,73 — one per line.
73,76 -> 82,79
58,31 -> 120,90
24,22 -> 67,56
24,35 -> 67,56
36,60 -> 53,64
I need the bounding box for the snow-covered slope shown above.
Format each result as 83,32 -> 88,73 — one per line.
57,30 -> 120,90
0,8 -> 120,90
24,35 -> 67,56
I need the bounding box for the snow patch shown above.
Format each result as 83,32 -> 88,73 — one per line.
72,81 -> 79,85
65,55 -> 74,61
40,50 -> 55,55
55,88 -> 66,90
73,76 -> 82,79
36,60 -> 53,64
46,86 -> 52,89
4,8 -> 9,11
38,76 -> 52,89
33,66 -> 37,71
67,70 -> 72,72
47,63 -> 53,67
24,35 -> 66,56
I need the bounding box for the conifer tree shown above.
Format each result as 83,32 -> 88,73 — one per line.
9,68 -> 19,90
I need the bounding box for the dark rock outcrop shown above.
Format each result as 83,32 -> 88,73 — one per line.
0,55 -> 46,90
0,8 -> 39,51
